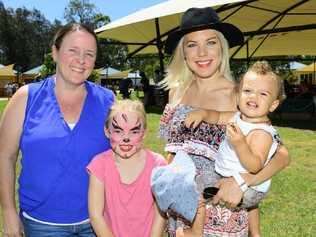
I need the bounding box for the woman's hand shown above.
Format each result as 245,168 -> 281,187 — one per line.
2,208 -> 24,237
212,177 -> 243,208
184,110 -> 207,128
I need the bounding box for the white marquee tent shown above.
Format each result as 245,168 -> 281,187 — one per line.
96,0 -> 316,73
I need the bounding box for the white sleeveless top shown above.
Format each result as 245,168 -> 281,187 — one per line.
215,112 -> 279,192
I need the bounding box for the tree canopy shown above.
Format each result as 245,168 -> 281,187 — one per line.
0,0 -> 129,78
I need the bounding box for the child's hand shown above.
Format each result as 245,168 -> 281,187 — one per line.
226,123 -> 246,147
185,110 -> 207,128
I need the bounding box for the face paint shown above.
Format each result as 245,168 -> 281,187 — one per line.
107,111 -> 145,159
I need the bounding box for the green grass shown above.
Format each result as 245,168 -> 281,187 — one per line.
0,99 -> 315,236
0,99 -> 8,117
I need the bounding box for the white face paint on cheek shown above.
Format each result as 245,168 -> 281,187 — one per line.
108,112 -> 145,159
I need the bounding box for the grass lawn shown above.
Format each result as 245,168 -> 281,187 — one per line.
0,99 -> 315,236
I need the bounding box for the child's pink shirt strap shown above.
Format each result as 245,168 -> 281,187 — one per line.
87,149 -> 166,237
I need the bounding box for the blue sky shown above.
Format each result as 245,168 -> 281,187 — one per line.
2,0 -> 165,22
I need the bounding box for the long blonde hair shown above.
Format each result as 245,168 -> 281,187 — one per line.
160,30 -> 234,106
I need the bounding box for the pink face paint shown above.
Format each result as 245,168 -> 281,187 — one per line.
107,111 -> 145,159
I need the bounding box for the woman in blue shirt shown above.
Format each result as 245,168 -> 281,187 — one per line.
0,23 -> 114,237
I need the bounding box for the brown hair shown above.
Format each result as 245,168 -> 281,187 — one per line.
52,23 -> 98,50
241,61 -> 286,102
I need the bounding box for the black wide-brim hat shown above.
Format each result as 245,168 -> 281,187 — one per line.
164,7 -> 244,54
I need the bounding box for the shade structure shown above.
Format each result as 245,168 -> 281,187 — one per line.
106,69 -> 131,79
295,62 -> 316,73
22,65 -> 42,81
289,61 -> 307,70
99,66 -> 121,76
96,0 -> 316,62
0,64 -> 17,90
0,64 -> 16,77
291,62 -> 316,85
98,67 -> 130,79
23,65 -> 42,75
0,64 -> 16,81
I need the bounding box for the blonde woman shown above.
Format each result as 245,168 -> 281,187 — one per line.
159,7 -> 290,237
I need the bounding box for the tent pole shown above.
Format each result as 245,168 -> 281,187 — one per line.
155,18 -> 164,77
312,56 -> 316,85
247,41 -> 250,67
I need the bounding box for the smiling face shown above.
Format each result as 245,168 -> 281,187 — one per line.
52,29 -> 97,86
106,111 -> 146,159
238,71 -> 280,123
183,29 -> 222,80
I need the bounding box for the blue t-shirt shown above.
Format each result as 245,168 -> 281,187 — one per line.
19,77 -> 114,223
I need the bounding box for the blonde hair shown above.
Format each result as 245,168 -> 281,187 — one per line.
244,61 -> 286,102
106,99 -> 147,128
160,30 -> 234,106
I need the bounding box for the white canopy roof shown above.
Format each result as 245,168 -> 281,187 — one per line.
23,65 -> 42,75
289,61 -> 307,70
96,0 -> 316,58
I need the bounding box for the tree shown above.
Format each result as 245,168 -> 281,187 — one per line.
64,0 -> 98,28
0,4 -> 57,71
96,39 -> 128,70
0,2 -> 15,65
40,53 -> 55,78
63,0 -> 128,69
93,13 -> 110,29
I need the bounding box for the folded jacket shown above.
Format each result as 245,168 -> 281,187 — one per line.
151,150 -> 199,222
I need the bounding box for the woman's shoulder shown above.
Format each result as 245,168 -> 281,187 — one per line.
86,81 -> 115,105
86,81 -> 114,96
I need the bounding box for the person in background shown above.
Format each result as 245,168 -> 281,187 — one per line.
87,99 -> 166,237
0,23 -> 114,237
119,77 -> 132,99
4,82 -> 13,99
140,71 -> 151,109
154,68 -> 162,84
159,7 -> 290,237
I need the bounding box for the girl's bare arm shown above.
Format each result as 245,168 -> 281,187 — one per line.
88,174 -> 115,237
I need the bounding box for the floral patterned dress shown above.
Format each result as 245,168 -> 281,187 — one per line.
159,104 -> 249,237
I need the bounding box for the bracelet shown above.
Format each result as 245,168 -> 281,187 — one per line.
232,173 -> 248,192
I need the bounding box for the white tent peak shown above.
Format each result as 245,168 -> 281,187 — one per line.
96,0 -> 316,59
23,65 -> 43,75
289,62 -> 307,70
95,0 -> 243,33
99,67 -> 121,75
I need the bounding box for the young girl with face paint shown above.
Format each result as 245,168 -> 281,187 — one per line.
87,99 -> 167,237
